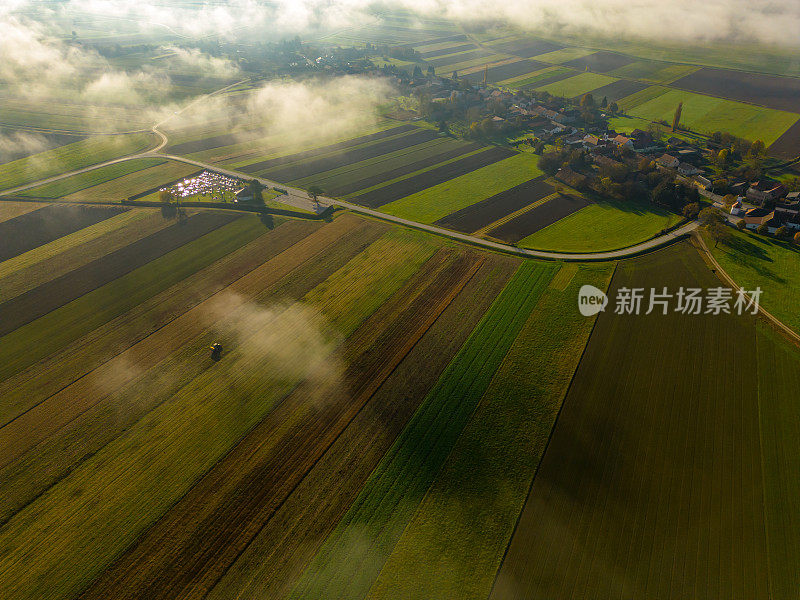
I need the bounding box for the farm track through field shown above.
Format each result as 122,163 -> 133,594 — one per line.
0,217 -> 377,496
434,176 -> 555,233
0,204 -> 127,262
490,194 -> 592,244
80,247 -> 484,600
0,211 -> 240,337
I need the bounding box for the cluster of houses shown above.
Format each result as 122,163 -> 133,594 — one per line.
730,187 -> 800,233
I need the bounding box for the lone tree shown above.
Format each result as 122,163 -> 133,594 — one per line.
307,185 -> 324,208
672,101 -> 683,132
608,101 -> 619,114
794,231 -> 800,244
159,189 -> 176,203
699,207 -> 730,247
248,179 -> 265,204
579,93 -> 595,108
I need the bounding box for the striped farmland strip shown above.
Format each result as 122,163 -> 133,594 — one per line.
419,43 -> 477,59
562,50 -> 638,73
354,146 -> 516,208
263,129 -> 441,183
580,78 -> 648,102
0,204 -> 127,262
329,142 -> 481,196
434,176 -> 554,233
238,125 -> 417,174
427,49 -> 495,69
167,130 -> 267,156
0,211 -> 240,337
519,70 -> 576,90
410,34 -> 468,47
486,59 -> 549,83
489,194 -> 591,244
490,38 -> 564,58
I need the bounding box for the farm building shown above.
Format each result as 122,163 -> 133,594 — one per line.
678,162 -> 702,176
747,180 -> 786,204
656,154 -> 680,169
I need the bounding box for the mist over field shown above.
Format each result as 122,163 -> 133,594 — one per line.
6,0 -> 800,45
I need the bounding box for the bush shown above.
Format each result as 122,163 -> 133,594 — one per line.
736,219 -> 747,230
757,224 -> 769,235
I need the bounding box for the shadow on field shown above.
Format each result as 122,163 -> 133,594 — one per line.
259,212 -> 275,229
721,233 -> 787,283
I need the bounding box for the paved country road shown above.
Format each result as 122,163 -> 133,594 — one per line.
0,75 -> 697,262
0,144 -> 699,262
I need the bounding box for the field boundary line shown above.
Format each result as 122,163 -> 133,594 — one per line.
473,193 -> 558,237
202,255 -> 486,596
692,232 -> 800,347
487,260 -> 618,596
753,325 -> 776,600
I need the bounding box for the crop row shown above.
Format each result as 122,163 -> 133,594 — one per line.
354,146 -> 515,208
0,220 -> 424,600
287,260 -> 556,599
369,263 -> 613,599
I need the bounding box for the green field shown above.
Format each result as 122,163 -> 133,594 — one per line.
535,72 -> 618,98
704,228 -> 800,336
366,263 -> 614,599
491,242 -> 800,599
609,60 -> 700,83
534,47 -> 596,64
288,261 -> 558,599
499,66 -> 574,88
0,133 -> 155,192
627,88 -> 799,144
18,159 -> 165,199
616,85 -> 672,111
381,152 -> 542,223
518,199 -> 684,252
0,220 -> 437,600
